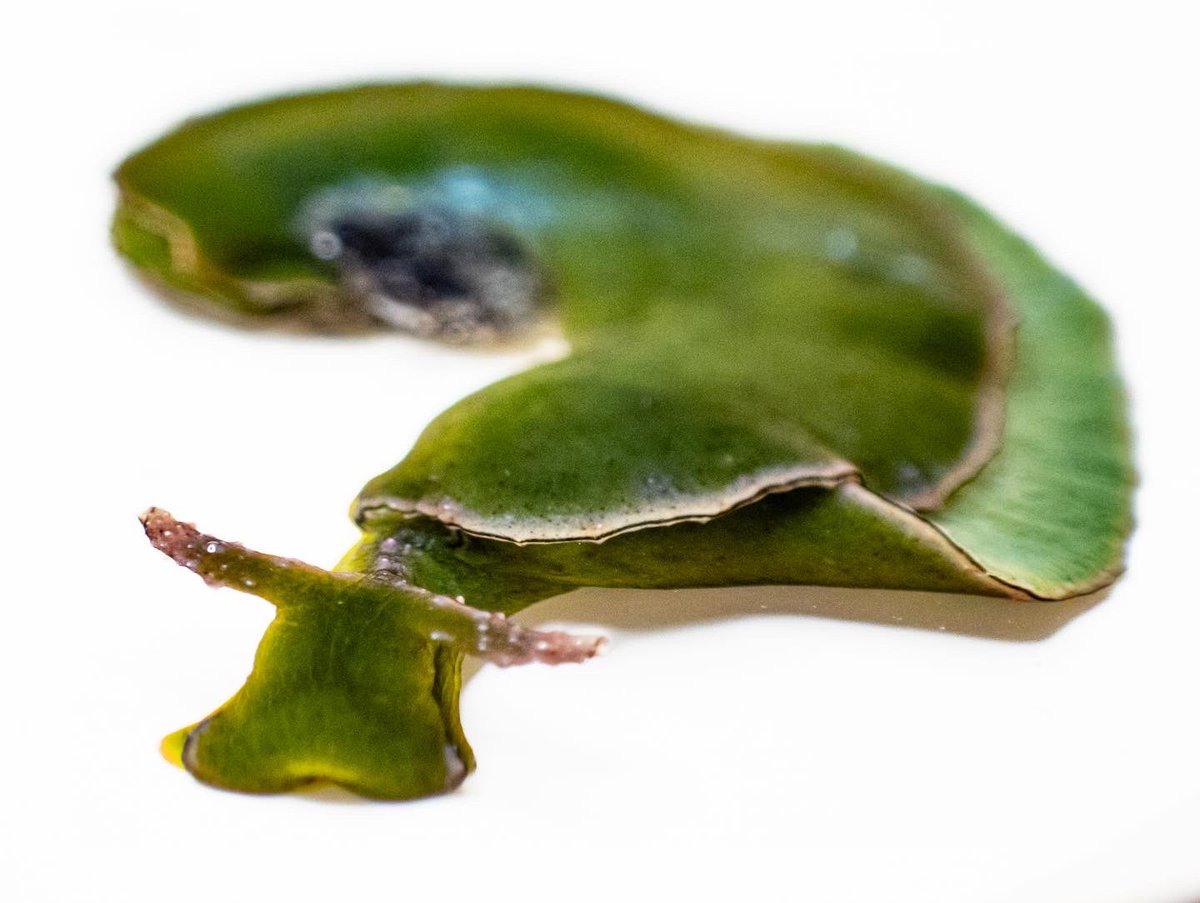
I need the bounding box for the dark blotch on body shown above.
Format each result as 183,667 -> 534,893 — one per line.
313,208 -> 544,343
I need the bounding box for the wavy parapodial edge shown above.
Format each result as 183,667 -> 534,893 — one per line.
114,84 -> 1015,541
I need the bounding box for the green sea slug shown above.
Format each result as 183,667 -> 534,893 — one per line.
114,83 -> 1132,799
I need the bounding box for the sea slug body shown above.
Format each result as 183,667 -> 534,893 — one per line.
114,84 -> 1132,799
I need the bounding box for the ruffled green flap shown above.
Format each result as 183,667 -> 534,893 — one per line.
116,85 -> 1012,543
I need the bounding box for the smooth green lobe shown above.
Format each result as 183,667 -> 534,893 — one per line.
927,192 -> 1132,598
117,85 -> 1006,538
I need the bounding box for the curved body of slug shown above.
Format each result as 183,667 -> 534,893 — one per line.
115,84 -> 1132,799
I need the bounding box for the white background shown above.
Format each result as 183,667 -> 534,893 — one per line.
6,2 -> 1199,900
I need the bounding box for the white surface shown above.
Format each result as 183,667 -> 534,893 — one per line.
6,2 -> 1198,901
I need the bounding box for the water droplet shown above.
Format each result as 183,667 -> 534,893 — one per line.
310,230 -> 343,260
890,253 -> 931,285
824,227 -> 858,262
205,541 -> 223,554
